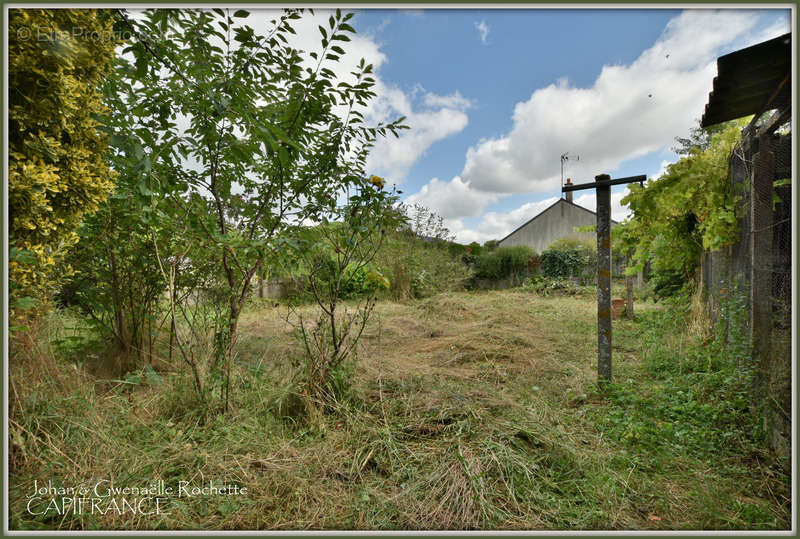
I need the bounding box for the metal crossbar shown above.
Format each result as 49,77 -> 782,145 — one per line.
561,175 -> 646,193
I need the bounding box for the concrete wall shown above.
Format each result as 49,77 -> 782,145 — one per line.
254,279 -> 295,299
498,199 -> 600,254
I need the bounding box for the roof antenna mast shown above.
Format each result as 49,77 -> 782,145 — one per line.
560,152 -> 579,196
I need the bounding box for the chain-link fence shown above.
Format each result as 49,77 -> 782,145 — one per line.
703,126 -> 792,457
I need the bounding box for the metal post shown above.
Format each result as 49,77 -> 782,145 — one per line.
626,273 -> 634,319
625,254 -> 635,319
595,175 -> 612,385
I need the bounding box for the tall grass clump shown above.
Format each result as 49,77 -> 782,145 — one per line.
473,246 -> 537,285
373,230 -> 472,300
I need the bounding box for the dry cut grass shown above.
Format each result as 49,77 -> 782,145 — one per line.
8,290 -> 791,530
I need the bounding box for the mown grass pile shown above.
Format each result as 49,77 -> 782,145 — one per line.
9,290 -> 790,530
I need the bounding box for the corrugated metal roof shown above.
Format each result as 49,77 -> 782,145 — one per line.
700,33 -> 791,128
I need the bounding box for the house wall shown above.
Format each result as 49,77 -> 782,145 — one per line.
498,200 -> 599,254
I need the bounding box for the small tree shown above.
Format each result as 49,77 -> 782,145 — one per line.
474,245 -> 537,284
59,195 -> 167,368
484,239 -> 500,252
401,202 -> 455,242
288,182 -> 402,407
104,8 -> 405,410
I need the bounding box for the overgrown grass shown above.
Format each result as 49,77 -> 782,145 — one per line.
8,290 -> 790,530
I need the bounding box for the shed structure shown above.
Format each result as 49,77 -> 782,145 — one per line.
497,198 -> 618,254
701,32 -> 791,129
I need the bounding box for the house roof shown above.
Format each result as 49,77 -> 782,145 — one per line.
497,197 -> 618,245
700,33 -> 791,128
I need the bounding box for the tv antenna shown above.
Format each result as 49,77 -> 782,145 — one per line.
560,152 -> 579,193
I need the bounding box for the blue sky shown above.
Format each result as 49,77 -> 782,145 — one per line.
229,7 -> 790,243
313,7 -> 792,244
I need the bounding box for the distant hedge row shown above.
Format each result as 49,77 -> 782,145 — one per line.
461,238 -> 597,283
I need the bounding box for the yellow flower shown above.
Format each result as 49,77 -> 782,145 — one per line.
369,175 -> 385,190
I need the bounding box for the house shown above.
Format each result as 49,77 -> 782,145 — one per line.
497,179 -> 618,254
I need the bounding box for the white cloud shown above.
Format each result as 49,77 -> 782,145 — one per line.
442,197 -> 562,245
423,91 -> 472,110
474,20 -> 490,44
459,10 -> 774,196
213,9 -> 391,90
365,86 -> 471,185
443,189 -> 634,245
752,16 -> 792,44
652,159 -> 672,180
472,197 -> 559,241
278,12 -> 474,186
404,176 -> 493,220
273,10 -> 475,186
572,188 -> 633,223
444,219 -> 486,245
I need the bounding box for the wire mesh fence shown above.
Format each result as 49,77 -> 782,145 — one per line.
703,126 -> 792,457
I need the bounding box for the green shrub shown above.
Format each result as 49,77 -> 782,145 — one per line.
298,258 -> 389,301
540,239 -> 596,282
460,242 -> 484,265
650,268 -> 687,299
473,246 -> 537,281
373,232 -> 472,300
522,275 -> 593,297
447,242 -> 469,258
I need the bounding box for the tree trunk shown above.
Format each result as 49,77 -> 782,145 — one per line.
108,248 -> 129,354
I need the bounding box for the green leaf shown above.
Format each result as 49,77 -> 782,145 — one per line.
12,297 -> 37,311
138,180 -> 154,197
278,146 -> 290,167
233,9 -> 249,18
135,54 -> 148,79
10,248 -> 37,265
134,155 -> 152,174
132,142 -> 145,161
144,364 -> 163,385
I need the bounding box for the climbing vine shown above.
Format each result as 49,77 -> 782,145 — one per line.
618,119 -> 749,290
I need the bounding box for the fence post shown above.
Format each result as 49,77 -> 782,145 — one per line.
625,272 -> 634,319
596,176 -> 612,385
